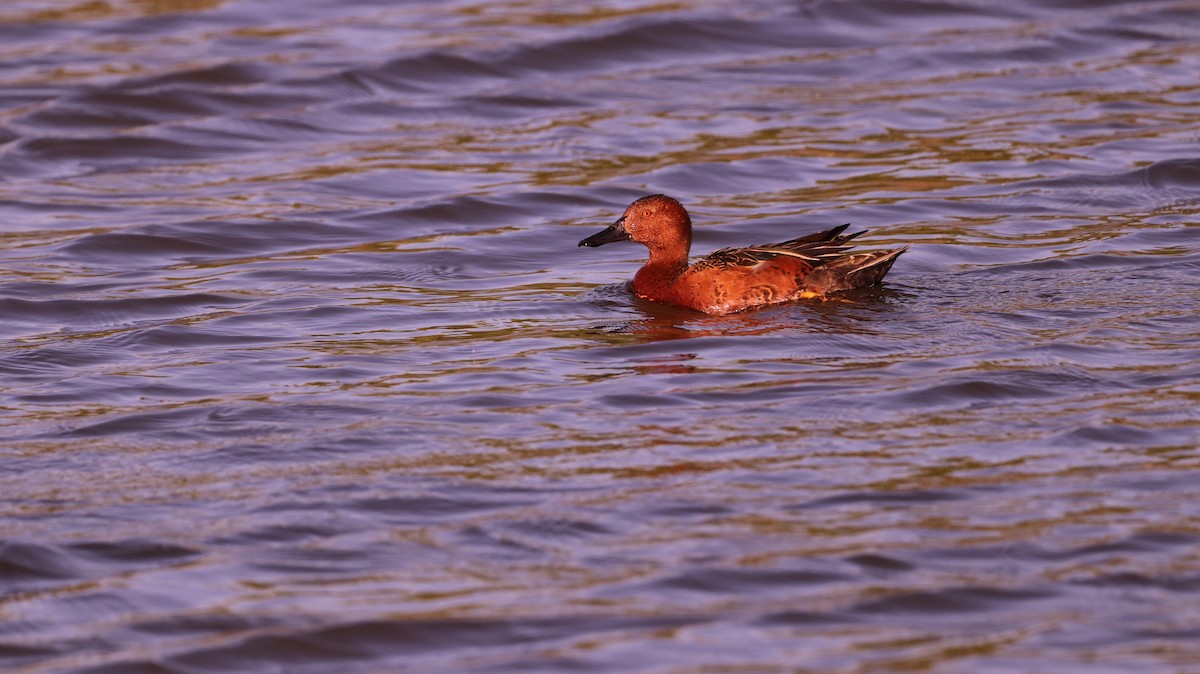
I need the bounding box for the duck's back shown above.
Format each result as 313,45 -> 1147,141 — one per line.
666,225 -> 906,314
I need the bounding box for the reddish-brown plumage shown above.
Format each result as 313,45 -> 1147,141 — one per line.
579,194 -> 907,315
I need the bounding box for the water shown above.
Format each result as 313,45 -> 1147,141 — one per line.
2,0 -> 1199,672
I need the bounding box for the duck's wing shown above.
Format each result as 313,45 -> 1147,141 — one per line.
763,223 -> 868,249
694,224 -> 868,270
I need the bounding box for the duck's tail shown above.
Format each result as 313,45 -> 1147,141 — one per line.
810,246 -> 907,292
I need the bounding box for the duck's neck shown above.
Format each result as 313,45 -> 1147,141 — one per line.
632,248 -> 689,299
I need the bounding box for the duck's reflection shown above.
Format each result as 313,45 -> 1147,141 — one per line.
593,284 -> 912,345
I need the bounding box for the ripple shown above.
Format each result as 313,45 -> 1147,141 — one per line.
0,293 -> 244,327
645,567 -> 850,595
797,489 -> 971,510
82,615 -> 705,674
853,586 -> 1056,615
0,538 -> 198,594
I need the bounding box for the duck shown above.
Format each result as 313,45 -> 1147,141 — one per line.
578,194 -> 906,315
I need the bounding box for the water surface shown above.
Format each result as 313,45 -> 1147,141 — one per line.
2,1 -> 1199,672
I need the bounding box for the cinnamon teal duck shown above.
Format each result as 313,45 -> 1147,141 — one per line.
579,194 -> 906,315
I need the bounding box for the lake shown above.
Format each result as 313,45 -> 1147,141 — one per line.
1,0 -> 1199,672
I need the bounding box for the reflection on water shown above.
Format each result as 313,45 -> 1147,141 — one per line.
2,0 -> 1200,672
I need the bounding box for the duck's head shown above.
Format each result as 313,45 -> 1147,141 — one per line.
578,194 -> 692,254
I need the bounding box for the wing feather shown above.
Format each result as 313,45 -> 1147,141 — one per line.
692,224 -> 870,270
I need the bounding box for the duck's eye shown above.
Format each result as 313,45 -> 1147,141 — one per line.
642,209 -> 652,217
